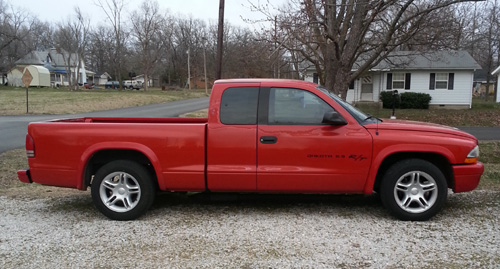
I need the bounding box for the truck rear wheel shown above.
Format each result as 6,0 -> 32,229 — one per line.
380,159 -> 447,221
91,160 -> 155,220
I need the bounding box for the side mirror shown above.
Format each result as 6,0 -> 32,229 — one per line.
322,111 -> 347,125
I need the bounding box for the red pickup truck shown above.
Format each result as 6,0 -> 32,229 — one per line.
18,79 -> 483,221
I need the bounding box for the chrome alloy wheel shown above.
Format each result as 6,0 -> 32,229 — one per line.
393,171 -> 438,214
99,172 -> 141,213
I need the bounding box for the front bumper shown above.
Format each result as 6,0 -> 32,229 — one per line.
17,169 -> 33,184
452,162 -> 484,193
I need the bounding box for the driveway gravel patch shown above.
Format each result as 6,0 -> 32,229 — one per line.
0,189 -> 498,268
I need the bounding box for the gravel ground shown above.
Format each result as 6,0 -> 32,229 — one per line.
0,187 -> 499,268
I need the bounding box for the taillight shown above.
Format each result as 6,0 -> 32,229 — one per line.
26,134 -> 35,158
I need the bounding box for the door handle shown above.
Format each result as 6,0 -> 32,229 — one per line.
260,136 -> 277,144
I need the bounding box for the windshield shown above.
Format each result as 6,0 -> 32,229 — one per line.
317,86 -> 379,124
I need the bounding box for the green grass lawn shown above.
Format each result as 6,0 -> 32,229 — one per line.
0,86 -> 208,115
1,86 -> 498,127
356,98 -> 500,127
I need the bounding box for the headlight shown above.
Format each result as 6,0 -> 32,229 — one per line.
465,145 -> 479,164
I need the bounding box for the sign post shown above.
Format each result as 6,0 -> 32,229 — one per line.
22,69 -> 33,114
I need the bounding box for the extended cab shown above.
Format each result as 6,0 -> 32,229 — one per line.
17,79 -> 484,221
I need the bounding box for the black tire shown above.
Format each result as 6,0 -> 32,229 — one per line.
380,159 -> 447,221
91,160 -> 156,220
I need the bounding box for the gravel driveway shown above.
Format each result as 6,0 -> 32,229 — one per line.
1,187 -> 499,268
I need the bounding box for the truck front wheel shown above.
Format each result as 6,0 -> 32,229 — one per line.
380,159 -> 447,221
91,160 -> 155,220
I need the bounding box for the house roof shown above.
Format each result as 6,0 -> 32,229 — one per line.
370,50 -> 481,71
15,48 -> 80,69
96,72 -> 112,78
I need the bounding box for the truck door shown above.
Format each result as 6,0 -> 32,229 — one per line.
206,87 -> 259,191
257,87 -> 372,193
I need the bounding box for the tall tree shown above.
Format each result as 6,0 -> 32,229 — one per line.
54,7 -> 91,90
87,25 -> 115,74
253,0 -> 484,100
95,0 -> 127,89
0,1 -> 40,73
130,0 -> 169,91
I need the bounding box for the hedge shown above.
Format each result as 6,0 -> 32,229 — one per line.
380,91 -> 432,109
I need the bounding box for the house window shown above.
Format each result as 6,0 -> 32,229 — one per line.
387,73 -> 411,90
435,73 -> 448,89
393,73 -> 405,89
429,73 -> 454,90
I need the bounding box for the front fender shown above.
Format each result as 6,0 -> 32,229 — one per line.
363,144 -> 455,194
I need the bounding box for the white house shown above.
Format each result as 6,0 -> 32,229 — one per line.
492,66 -> 500,103
305,51 -> 481,108
133,74 -> 153,87
13,48 -> 88,87
95,72 -> 112,85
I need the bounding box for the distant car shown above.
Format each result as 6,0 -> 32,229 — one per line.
105,81 -> 120,89
83,82 -> 93,89
123,80 -> 143,90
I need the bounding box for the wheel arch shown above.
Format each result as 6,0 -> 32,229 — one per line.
78,142 -> 164,190
371,152 -> 454,193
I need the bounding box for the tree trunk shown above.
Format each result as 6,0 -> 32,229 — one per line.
144,73 -> 149,91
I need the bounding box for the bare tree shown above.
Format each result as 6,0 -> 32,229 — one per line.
54,7 -> 91,90
95,0 -> 127,89
476,0 -> 500,101
0,1 -> 41,73
87,25 -> 115,74
130,0 -> 169,91
252,0 -> 484,100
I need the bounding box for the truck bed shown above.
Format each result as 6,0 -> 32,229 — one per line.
26,117 -> 208,191
55,117 -> 208,124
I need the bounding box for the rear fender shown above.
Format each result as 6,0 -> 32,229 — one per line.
77,142 -> 163,190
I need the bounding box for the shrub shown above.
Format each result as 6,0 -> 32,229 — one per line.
400,92 -> 432,109
380,91 -> 431,109
380,91 -> 400,109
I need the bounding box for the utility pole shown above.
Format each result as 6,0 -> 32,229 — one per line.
204,46 -> 208,94
215,0 -> 224,80
187,48 -> 191,90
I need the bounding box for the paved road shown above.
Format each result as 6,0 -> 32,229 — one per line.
0,97 -> 209,153
457,127 -> 500,141
1,97 -> 498,153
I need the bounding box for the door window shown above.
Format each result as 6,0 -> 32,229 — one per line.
268,88 -> 334,125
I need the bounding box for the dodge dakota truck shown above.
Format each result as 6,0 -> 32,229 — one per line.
17,79 -> 484,221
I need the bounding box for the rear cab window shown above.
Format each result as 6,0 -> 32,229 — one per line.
220,87 -> 259,125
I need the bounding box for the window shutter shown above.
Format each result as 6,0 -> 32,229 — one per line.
349,80 -> 355,90
448,73 -> 454,90
429,73 -> 435,90
405,73 -> 411,90
387,73 -> 392,90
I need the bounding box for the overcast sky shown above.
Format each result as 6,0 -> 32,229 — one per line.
13,0 -> 281,28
